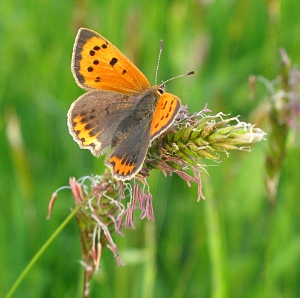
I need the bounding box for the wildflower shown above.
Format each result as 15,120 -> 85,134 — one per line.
49,104 -> 265,294
252,49 -> 300,207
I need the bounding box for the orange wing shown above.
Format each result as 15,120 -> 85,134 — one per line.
150,92 -> 181,141
72,28 -> 150,94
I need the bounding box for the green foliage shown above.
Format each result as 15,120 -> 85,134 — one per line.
1,0 -> 300,297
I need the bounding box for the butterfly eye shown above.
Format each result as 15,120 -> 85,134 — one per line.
157,87 -> 165,95
157,87 -> 164,95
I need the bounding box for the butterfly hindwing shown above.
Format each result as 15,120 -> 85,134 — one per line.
67,90 -> 137,156
105,88 -> 160,179
106,124 -> 152,180
72,28 -> 151,94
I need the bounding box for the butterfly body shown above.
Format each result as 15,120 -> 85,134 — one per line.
68,28 -> 181,180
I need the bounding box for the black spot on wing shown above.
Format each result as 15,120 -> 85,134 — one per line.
109,57 -> 118,67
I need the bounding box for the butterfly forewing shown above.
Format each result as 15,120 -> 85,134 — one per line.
72,28 -> 151,94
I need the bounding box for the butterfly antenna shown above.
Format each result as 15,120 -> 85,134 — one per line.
155,40 -> 164,85
160,71 -> 196,87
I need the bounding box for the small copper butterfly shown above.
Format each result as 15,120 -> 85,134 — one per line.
68,28 -> 194,181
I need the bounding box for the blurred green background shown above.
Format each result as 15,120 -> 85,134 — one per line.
1,0 -> 300,297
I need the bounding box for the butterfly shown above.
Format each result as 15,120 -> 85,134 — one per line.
68,28 -> 194,181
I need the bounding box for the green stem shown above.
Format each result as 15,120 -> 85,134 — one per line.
203,175 -> 227,298
5,199 -> 86,298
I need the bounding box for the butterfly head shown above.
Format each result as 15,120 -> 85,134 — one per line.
156,83 -> 166,95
